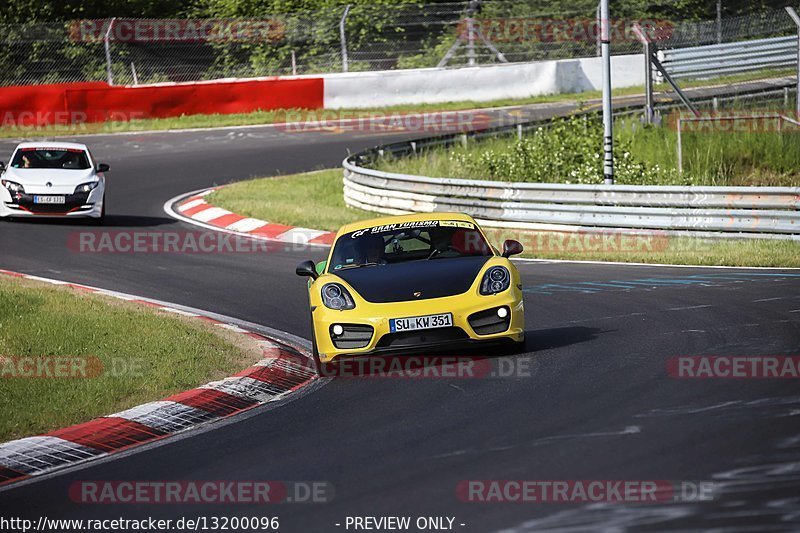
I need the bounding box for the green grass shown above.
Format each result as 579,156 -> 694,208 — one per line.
208,169 -> 800,267
373,114 -> 800,187
0,70 -> 791,138
618,116 -> 800,186
0,276 -> 258,441
207,169 -> 374,229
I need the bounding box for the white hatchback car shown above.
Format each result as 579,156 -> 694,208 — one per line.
0,142 -> 108,222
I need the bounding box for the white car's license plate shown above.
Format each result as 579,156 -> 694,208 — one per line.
33,195 -> 65,204
390,312 -> 453,332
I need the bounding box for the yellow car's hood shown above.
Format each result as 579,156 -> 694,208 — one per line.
331,255 -> 491,303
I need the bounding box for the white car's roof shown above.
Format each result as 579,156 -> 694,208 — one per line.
14,141 -> 89,151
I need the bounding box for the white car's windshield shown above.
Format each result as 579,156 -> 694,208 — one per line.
11,148 -> 91,170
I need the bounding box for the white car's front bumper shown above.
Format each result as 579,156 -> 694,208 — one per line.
0,185 -> 104,219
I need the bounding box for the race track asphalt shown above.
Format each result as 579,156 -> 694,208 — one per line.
1,97 -> 799,531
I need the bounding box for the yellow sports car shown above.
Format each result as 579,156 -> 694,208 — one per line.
296,212 -> 525,371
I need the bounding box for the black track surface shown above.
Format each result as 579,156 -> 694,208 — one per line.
1,92 -> 799,531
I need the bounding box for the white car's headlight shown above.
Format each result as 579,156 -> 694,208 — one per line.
74,182 -> 99,194
480,266 -> 511,295
321,283 -> 355,310
1,179 -> 24,194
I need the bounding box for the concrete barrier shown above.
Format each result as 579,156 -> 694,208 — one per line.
323,54 -> 645,109
0,54 -> 644,125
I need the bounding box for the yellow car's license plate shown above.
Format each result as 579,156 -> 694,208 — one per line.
390,312 -> 453,332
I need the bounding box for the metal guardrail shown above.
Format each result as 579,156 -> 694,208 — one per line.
660,35 -> 797,79
342,89 -> 800,240
343,163 -> 800,238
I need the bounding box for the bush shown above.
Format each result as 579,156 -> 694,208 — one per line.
449,115 -> 683,185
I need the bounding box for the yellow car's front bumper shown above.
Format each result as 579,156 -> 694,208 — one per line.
312,287 -> 525,363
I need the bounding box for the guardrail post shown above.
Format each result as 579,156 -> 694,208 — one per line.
785,7 -> 800,119
632,24 -> 654,124
339,5 -> 351,73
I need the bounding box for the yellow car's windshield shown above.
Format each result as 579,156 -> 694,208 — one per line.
329,220 -> 492,272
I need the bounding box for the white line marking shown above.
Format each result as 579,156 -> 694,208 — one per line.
514,257 -> 800,270
216,323 -> 249,333
163,190 -> 331,249
178,198 -> 206,211
753,297 -> 785,302
566,312 -> 645,324
226,218 -> 269,232
276,227 -> 327,243
21,275 -> 69,285
192,207 -> 232,222
160,307 -> 201,317
666,304 -> 713,311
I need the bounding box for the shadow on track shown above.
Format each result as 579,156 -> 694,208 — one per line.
525,326 -> 602,352
4,214 -> 175,228
316,328 -> 602,378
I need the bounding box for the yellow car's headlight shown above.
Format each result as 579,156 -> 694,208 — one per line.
480,266 -> 510,295
322,283 -> 356,310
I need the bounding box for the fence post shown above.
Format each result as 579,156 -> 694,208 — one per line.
339,5 -> 351,73
596,2 -> 602,57
104,18 -> 117,86
677,117 -> 683,174
291,50 -> 297,75
632,24 -> 653,125
466,17 -> 476,66
130,62 -> 139,85
785,7 -> 800,119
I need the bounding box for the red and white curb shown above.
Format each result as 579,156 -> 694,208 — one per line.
0,269 -> 318,488
165,188 -> 336,247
